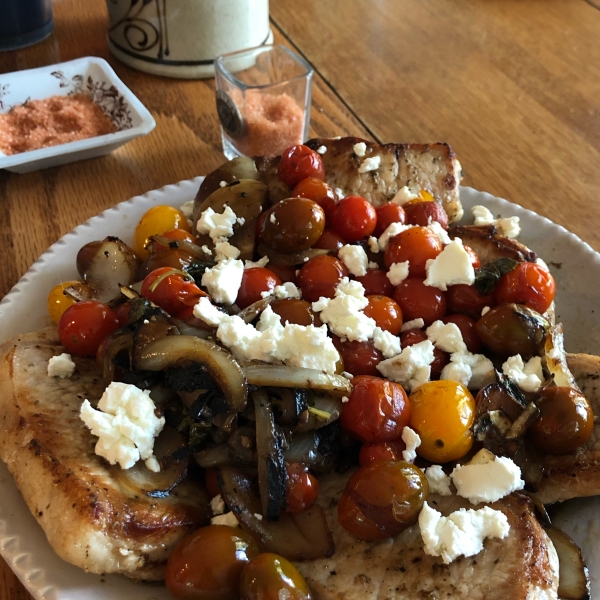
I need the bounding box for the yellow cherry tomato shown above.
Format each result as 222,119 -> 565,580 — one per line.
47,280 -> 82,323
133,205 -> 192,259
409,380 -> 475,463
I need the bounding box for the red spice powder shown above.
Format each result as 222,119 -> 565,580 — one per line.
0,93 -> 117,155
232,90 -> 304,158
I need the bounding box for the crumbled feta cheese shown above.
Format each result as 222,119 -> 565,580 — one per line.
211,512 -> 239,527
426,321 -> 467,354
269,212 -> 277,224
401,426 -> 421,462
47,353 -> 76,378
80,382 -> 165,471
353,142 -> 367,157
358,156 -> 381,173
401,318 -> 425,332
472,205 -> 521,238
390,186 -> 419,205
201,245 -> 212,256
339,244 -> 369,277
502,355 -> 544,393
377,340 -> 434,391
386,261 -> 409,286
341,372 -> 354,380
272,282 -> 301,300
254,513 -> 264,521
236,217 -> 245,226
219,180 -> 227,187
214,241 -> 241,261
440,360 -> 471,387
316,145 -> 327,154
368,236 -> 380,253
372,327 -> 401,359
425,465 -> 452,496
210,494 -> 225,516
450,449 -> 525,504
440,351 -> 495,390
424,239 -> 475,291
367,261 -> 379,270
312,278 -> 376,342
145,457 -> 160,473
196,206 -> 239,242
481,306 -> 491,316
244,256 -> 270,269
335,188 -> 346,200
341,396 -> 350,403
378,222 -> 413,251
419,502 -> 510,564
201,258 -> 244,305
427,221 -> 452,245
179,200 -> 194,219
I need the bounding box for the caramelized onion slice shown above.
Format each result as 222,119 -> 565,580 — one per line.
218,466 -> 335,560
242,364 -> 351,397
545,324 -> 581,391
137,335 -> 248,415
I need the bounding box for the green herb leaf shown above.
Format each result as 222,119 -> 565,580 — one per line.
474,258 -> 520,295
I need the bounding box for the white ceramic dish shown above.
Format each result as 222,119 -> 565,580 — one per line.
1,181 -> 599,599
0,57 -> 155,174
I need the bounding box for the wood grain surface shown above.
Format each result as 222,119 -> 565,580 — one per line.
2,0 -> 600,598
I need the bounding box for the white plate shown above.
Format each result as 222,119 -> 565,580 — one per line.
0,57 -> 156,174
1,182 -> 599,599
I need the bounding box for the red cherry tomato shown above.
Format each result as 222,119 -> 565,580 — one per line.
374,203 -> 406,237
463,244 -> 481,269
114,302 -> 132,327
151,228 -> 197,253
363,295 -> 403,335
266,263 -> 297,284
286,462 -> 320,513
297,255 -> 348,302
358,439 -> 407,466
400,329 -> 449,377
292,177 -> 335,202
355,269 -> 394,297
393,278 -> 447,326
313,228 -> 345,251
384,227 -> 443,278
58,301 -> 120,357
341,375 -> 410,443
495,261 -> 556,314
441,314 -> 482,354
403,200 -> 448,229
236,268 -> 282,309
205,468 -> 221,498
332,337 -> 383,376
446,284 -> 496,320
278,145 -> 325,188
141,267 -> 207,318
329,196 -> 377,243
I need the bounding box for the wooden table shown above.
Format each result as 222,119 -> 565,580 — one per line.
1,0 -> 599,597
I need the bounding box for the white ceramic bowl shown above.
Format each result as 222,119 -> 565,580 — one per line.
0,56 -> 155,174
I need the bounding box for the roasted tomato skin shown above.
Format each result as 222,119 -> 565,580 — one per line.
278,145 -> 325,188
333,337 -> 383,376
286,462 -> 320,513
341,375 -> 410,443
495,261 -> 556,314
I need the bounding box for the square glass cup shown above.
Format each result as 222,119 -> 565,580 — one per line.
215,44 -> 314,160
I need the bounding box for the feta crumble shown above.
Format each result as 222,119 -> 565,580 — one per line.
214,241 -> 241,261
179,200 -> 195,220
440,351 -> 495,390
47,353 -> 76,378
426,321 -> 467,354
377,340 -> 434,391
80,382 -> 165,472
401,426 -> 421,462
401,318 -> 425,332
378,222 -> 413,251
427,221 -> 452,246
210,494 -> 225,516
211,512 -> 239,527
372,327 -> 402,359
390,186 -> 419,205
386,261 -> 409,286
368,236 -> 380,253
424,465 -> 452,496
201,258 -> 244,305
196,206 -> 239,242
261,282 -> 302,300
316,145 -> 327,154
358,155 -> 381,173
353,142 -> 367,157
245,256 -> 270,269
472,205 -> 521,238
502,355 -> 544,393
424,239 -> 475,291
339,244 -> 369,277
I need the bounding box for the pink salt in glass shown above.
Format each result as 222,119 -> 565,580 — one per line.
215,44 -> 313,159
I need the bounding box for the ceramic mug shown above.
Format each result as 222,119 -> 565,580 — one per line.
105,0 -> 273,79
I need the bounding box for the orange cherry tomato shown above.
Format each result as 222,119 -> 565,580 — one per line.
384,226 -> 443,278
373,203 -> 406,238
400,329 -> 449,378
236,268 -> 282,309
296,255 -> 348,302
403,200 -> 448,229
332,336 -> 383,377
393,277 -> 447,326
278,145 -> 325,188
47,280 -> 84,323
446,284 -> 496,320
355,269 -> 394,297
286,462 -> 320,513
292,176 -> 335,202
358,439 -> 406,466
363,295 -> 403,334
133,205 -> 192,259
495,261 -> 556,314
341,375 -> 410,443
329,195 -> 377,243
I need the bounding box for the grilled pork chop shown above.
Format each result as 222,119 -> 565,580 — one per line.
294,472 -> 559,600
0,328 -> 210,580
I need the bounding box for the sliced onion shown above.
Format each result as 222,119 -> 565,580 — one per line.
194,443 -> 255,469
137,335 -> 247,415
296,394 -> 343,432
257,242 -> 330,266
545,324 -> 581,390
237,296 -> 274,324
242,364 -> 351,397
170,317 -> 215,339
285,431 -> 320,464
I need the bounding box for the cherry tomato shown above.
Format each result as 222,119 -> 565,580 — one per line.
393,278 -> 447,326
373,203 -> 406,237
441,314 -> 482,354
114,301 -> 132,327
286,462 -> 320,513
528,387 -> 594,454
271,298 -> 321,326
358,439 -> 406,466
314,195 -> 338,220
332,337 -> 383,376
363,295 -> 403,334
292,176 -> 335,203
446,284 -> 496,320
150,228 -> 197,253
463,244 -> 481,269
312,228 -> 345,251
403,200 -> 448,229
47,280 -> 84,323
138,247 -> 196,279
338,461 -> 428,541
278,145 -> 325,188
205,468 -> 221,498
355,269 -> 394,297
297,255 -> 348,302
384,227 -> 443,278
236,268 -> 282,309
341,375 -> 410,443
400,329 -> 449,377
240,553 -> 312,600
329,196 -> 377,243
133,205 -> 192,259
266,263 -> 297,284
141,267 -> 207,318
166,525 -> 260,600
58,300 -> 120,357
409,380 -> 476,463
495,261 -> 556,314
